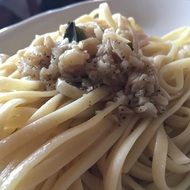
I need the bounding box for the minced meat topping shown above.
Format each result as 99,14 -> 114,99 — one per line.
17,16 -> 169,117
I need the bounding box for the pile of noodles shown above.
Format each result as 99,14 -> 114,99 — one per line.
0,3 -> 190,190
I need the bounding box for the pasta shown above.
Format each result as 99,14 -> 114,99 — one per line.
0,2 -> 190,190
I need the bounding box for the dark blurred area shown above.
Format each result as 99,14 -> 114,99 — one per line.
0,0 -> 87,29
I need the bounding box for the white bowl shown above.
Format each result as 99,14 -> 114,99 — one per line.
0,0 -> 189,55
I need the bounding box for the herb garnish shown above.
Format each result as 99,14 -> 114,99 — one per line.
128,42 -> 134,51
64,21 -> 86,42
93,13 -> 99,19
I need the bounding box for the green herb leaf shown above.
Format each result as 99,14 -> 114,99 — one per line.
128,42 -> 134,51
64,21 -> 86,42
93,13 -> 99,19
75,26 -> 86,42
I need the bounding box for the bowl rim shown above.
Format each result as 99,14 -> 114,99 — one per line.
0,0 -> 104,37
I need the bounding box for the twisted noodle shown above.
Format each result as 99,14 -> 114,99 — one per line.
0,3 -> 190,190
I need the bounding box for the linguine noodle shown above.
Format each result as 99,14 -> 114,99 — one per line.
0,3 -> 190,190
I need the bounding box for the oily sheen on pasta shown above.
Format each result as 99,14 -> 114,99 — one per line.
1,3 -> 190,190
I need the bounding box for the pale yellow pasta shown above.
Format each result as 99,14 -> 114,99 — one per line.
0,3 -> 190,190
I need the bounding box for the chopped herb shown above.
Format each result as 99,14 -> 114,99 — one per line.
75,26 -> 86,41
128,42 -> 134,51
64,21 -> 86,42
93,13 -> 99,19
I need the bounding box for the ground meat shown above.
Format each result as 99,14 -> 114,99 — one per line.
17,36 -> 54,80
86,41 -> 126,89
17,19 -> 169,117
85,29 -> 169,116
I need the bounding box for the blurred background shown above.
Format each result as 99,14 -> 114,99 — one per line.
0,0 -> 87,29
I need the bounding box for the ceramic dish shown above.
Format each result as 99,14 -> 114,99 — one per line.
0,0 -> 189,54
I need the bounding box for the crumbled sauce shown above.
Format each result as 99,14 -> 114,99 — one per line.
17,19 -> 169,117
